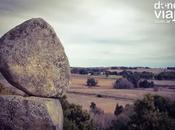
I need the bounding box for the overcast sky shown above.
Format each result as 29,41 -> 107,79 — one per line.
0,0 -> 174,67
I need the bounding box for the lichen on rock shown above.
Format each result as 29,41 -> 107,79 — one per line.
0,95 -> 63,130
0,18 -> 70,97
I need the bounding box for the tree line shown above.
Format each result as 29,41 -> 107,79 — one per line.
71,67 -> 175,81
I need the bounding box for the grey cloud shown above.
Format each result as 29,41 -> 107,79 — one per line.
0,0 -> 174,67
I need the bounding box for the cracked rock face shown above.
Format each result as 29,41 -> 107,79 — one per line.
0,18 -> 70,97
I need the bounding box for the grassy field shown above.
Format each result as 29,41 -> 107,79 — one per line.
67,74 -> 175,113
70,74 -> 121,89
1,72 -> 175,113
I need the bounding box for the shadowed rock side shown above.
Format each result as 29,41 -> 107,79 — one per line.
0,18 -> 70,97
0,95 -> 63,130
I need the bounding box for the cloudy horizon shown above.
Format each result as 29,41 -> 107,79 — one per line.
0,0 -> 175,68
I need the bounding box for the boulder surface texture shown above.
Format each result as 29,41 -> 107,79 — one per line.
0,18 -> 70,97
0,95 -> 63,130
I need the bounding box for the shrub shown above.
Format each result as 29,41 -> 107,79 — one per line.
108,95 -> 175,130
114,104 -> 124,116
87,77 -> 98,87
113,78 -> 134,89
93,113 -> 115,130
90,102 -> 114,130
155,72 -> 175,80
138,80 -> 154,88
128,94 -> 173,130
59,96 -> 97,130
106,104 -> 134,130
107,116 -> 129,130
90,102 -> 104,115
153,95 -> 175,118
119,71 -> 141,87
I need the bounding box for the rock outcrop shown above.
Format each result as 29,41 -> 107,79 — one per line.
0,95 -> 63,130
0,18 -> 70,97
0,18 -> 70,130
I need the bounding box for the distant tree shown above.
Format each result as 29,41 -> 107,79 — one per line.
119,71 -> 141,87
167,67 -> 175,70
71,68 -> 80,74
145,67 -> 150,69
79,68 -> 88,75
140,71 -> 154,79
113,78 -> 134,89
87,77 -> 98,87
155,72 -> 175,80
119,70 -> 133,77
139,80 -> 154,88
120,71 -> 155,87
111,66 -> 119,69
126,72 -> 141,87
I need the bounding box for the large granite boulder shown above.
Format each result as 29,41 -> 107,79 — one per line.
0,95 -> 63,130
0,18 -> 70,97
